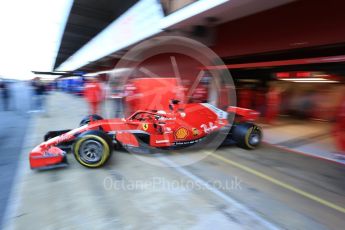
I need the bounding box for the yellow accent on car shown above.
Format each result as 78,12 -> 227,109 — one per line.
244,126 -> 255,149
73,135 -> 110,168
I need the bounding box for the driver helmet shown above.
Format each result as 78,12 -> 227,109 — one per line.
157,110 -> 167,115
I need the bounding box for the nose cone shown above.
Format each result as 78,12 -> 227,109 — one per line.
29,146 -> 67,170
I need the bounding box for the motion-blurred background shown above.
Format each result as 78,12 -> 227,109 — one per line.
1,1 -> 345,229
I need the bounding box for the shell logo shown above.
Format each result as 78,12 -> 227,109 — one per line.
175,127 -> 189,139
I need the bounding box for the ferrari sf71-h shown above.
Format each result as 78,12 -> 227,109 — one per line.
29,99 -> 262,169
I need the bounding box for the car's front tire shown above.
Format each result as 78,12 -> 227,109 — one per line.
73,130 -> 113,168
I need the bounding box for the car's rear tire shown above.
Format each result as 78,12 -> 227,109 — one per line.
232,123 -> 262,149
79,114 -> 103,126
73,130 -> 113,168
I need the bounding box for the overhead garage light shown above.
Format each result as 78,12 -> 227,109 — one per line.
279,78 -> 339,83
314,74 -> 330,77
279,78 -> 326,81
291,80 -> 339,83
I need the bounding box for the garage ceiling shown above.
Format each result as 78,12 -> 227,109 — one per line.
54,0 -> 138,70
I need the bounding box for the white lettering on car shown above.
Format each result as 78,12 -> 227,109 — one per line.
200,122 -> 218,133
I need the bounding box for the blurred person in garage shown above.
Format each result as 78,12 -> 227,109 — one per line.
238,86 -> 253,109
265,85 -> 281,124
334,92 -> 345,154
111,85 -> 124,118
255,87 -> 266,117
84,77 -> 103,115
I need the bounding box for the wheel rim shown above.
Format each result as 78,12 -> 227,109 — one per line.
249,131 -> 261,146
79,140 -> 103,163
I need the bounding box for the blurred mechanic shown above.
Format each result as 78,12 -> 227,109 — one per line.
111,86 -> 124,118
84,77 -> 103,115
334,92 -> 345,153
238,86 -> 253,109
256,89 -> 266,118
265,86 -> 281,124
0,79 -> 10,110
31,77 -> 46,112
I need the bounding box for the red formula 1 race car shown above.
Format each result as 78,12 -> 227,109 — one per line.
29,100 -> 262,169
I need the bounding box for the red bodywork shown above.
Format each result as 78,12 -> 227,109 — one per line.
29,102 -> 259,169
227,106 -> 260,122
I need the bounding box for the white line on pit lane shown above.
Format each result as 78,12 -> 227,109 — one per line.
158,155 -> 281,230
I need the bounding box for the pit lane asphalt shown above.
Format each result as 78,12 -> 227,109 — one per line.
0,81 -> 31,229
4,92 -> 345,229
176,145 -> 345,229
